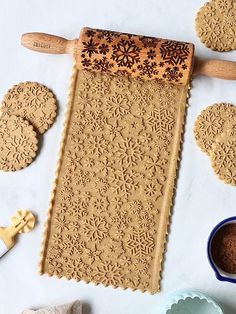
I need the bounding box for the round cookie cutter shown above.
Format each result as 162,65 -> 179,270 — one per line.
207,216 -> 236,284
160,289 -> 223,314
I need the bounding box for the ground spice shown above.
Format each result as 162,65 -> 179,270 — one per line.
211,223 -> 236,274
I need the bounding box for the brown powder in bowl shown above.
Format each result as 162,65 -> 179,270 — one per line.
211,223 -> 236,274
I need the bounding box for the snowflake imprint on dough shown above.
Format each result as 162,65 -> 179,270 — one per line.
93,261 -> 124,286
195,0 -> 236,51
210,134 -> 236,186
126,230 -> 154,257
1,82 -> 57,134
42,69 -> 189,293
110,167 -> 139,199
115,137 -> 144,167
83,214 -> 110,243
0,115 -> 38,171
106,92 -> 130,118
194,103 -> 236,155
146,107 -> 175,135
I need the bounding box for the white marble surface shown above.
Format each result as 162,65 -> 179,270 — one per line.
0,0 -> 236,313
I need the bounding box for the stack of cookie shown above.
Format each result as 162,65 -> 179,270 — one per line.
194,0 -> 236,186
194,103 -> 236,186
0,82 -> 57,171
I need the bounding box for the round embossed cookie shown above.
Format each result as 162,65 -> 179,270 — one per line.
0,114 -> 38,171
210,132 -> 236,186
1,82 -> 57,134
195,0 -> 236,51
194,103 -> 236,155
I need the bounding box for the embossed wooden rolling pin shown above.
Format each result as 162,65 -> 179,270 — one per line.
21,27 -> 236,85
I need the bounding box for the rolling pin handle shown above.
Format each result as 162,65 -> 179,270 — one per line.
21,32 -> 76,55
193,57 -> 236,81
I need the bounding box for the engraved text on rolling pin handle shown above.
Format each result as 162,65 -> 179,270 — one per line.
33,41 -> 51,49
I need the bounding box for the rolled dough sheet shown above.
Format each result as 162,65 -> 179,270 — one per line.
39,67 -> 189,293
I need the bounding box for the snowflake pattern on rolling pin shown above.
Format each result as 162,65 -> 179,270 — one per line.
77,28 -> 194,84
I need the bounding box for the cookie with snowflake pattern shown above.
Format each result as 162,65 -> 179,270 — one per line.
1,82 -> 57,134
210,132 -> 236,185
194,103 -> 236,155
0,114 -> 38,171
195,0 -> 236,51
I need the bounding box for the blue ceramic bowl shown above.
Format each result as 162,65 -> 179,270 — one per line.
160,289 -> 223,314
207,216 -> 236,283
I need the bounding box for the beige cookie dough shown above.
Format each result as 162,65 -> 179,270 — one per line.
210,132 -> 236,186
1,82 -> 57,134
39,69 -> 189,293
195,0 -> 236,51
194,103 -> 236,155
0,114 -> 38,171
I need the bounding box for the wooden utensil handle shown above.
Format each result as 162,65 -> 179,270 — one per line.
194,58 -> 236,80
21,32 -> 76,55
